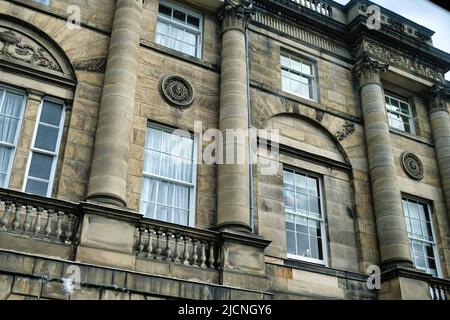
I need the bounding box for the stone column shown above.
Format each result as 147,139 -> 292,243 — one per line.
429,84 -> 450,220
216,1 -> 253,232
87,0 -> 142,207
353,55 -> 413,268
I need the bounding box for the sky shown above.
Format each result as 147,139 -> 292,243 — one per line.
333,0 -> 450,80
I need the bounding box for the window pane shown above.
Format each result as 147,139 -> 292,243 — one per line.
307,177 -> 318,196
286,230 -> 296,254
40,101 -> 63,126
284,171 -> 294,188
285,190 -> 295,211
302,63 -> 312,75
295,174 -> 307,193
158,4 -> 172,17
296,233 -> 309,257
173,9 -> 186,23
187,15 -> 200,28
25,179 -> 48,196
1,92 -> 23,118
296,192 -> 308,213
34,125 -> 59,152
141,177 -> 158,203
295,215 -> 308,234
28,153 -> 53,180
0,146 -> 12,186
0,117 -> 19,144
310,236 -> 320,259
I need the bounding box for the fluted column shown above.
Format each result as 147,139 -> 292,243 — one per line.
216,1 -> 253,232
353,55 -> 413,268
87,0 -> 142,207
429,84 -> 450,221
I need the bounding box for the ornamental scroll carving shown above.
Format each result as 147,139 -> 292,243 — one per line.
401,152 -> 424,181
352,39 -> 445,83
160,75 -> 194,108
335,121 -> 355,142
0,28 -> 61,71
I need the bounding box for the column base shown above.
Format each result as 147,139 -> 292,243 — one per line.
85,194 -> 127,207
216,222 -> 252,233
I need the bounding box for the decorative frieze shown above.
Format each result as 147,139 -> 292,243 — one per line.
0,28 -> 61,71
400,152 -> 424,181
353,39 -> 445,83
160,75 -> 194,108
73,57 -> 107,73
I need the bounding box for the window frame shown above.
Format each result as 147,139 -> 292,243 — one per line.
0,84 -> 27,189
22,96 -> 66,197
402,196 -> 442,278
156,0 -> 203,59
140,122 -> 198,227
283,167 -> 328,266
280,51 -> 317,102
385,93 -> 416,135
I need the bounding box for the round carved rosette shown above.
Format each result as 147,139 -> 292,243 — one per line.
400,152 -> 424,181
160,75 -> 194,108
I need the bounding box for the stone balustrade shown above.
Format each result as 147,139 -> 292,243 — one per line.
0,188 -> 80,246
134,219 -> 221,269
289,0 -> 333,17
429,278 -> 450,300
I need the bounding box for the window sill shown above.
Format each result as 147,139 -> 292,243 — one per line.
389,128 -> 434,147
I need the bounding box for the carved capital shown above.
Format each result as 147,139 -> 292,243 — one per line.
352,54 -> 389,88
429,83 -> 450,113
218,0 -> 254,33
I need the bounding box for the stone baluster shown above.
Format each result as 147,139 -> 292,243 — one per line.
182,236 -> 190,265
56,211 -> 64,239
353,55 -> 413,268
86,0 -> 143,207
164,232 -> 172,261
45,209 -> 54,237
33,207 -> 43,235
12,203 -> 21,231
23,205 -> 33,233
137,227 -> 146,255
208,242 -> 215,268
65,215 -> 74,243
155,230 -> 163,260
0,201 -> 12,230
191,240 -> 198,266
199,241 -> 207,268
173,234 -> 181,263
147,228 -> 154,258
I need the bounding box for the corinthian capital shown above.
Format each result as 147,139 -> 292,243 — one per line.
429,83 -> 450,113
218,0 -> 255,33
352,54 -> 389,88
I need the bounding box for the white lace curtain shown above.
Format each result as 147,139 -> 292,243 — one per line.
0,90 -> 24,187
140,126 -> 194,225
156,20 -> 197,57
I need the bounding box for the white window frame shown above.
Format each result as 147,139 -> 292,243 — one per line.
280,51 -> 317,101
32,0 -> 51,5
402,196 -> 442,278
23,97 -> 66,197
385,94 -> 416,135
0,85 -> 27,189
284,168 -> 328,266
156,0 -> 203,59
140,123 -> 198,227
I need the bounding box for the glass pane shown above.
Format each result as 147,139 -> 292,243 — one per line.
40,101 -> 63,126
390,99 -> 400,112
399,102 -> 410,114
285,212 -> 295,231
310,236 -> 320,259
418,204 -> 427,221
295,216 -> 308,234
34,125 -> 59,152
309,196 -> 320,215
0,173 -> 6,188
295,174 -> 307,193
0,116 -> 19,144
280,55 -> 290,68
1,92 -> 23,117
296,192 -> 308,213
140,177 -> 157,202
141,202 -> 155,219
307,177 -> 318,195
28,153 -> 53,180
158,4 -> 172,17
143,149 -> 161,175
173,185 -> 189,209
284,190 -> 295,211
302,63 -> 312,75
290,58 -> 302,73
157,181 -> 174,206
187,15 -> 200,28
402,199 -> 409,216
284,171 -> 294,188
0,146 -> 11,175
173,9 -> 186,23
25,179 -> 48,196
411,219 -> 422,237
308,219 -> 321,237
408,201 -> 419,219
286,230 -> 296,254
156,205 -> 171,222
147,127 -> 162,150
174,209 -> 188,225
296,233 -> 309,257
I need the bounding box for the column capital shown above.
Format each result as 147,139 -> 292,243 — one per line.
352,54 -> 389,89
429,83 -> 450,114
218,0 -> 254,34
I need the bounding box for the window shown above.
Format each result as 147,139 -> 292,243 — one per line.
284,169 -> 326,264
32,0 -> 50,5
140,124 -> 197,226
402,197 -> 440,277
24,98 -> 65,197
155,1 -> 203,58
385,94 -> 415,134
281,52 -> 316,100
0,87 -> 25,188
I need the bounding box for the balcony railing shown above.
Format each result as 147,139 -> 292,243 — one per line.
0,188 -> 80,246
134,218 -> 221,269
429,278 -> 450,300
289,0 -> 333,17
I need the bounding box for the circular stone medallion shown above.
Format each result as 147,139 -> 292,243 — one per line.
160,75 -> 194,108
400,152 -> 424,181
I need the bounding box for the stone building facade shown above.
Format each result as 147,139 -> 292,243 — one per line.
0,0 -> 449,300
